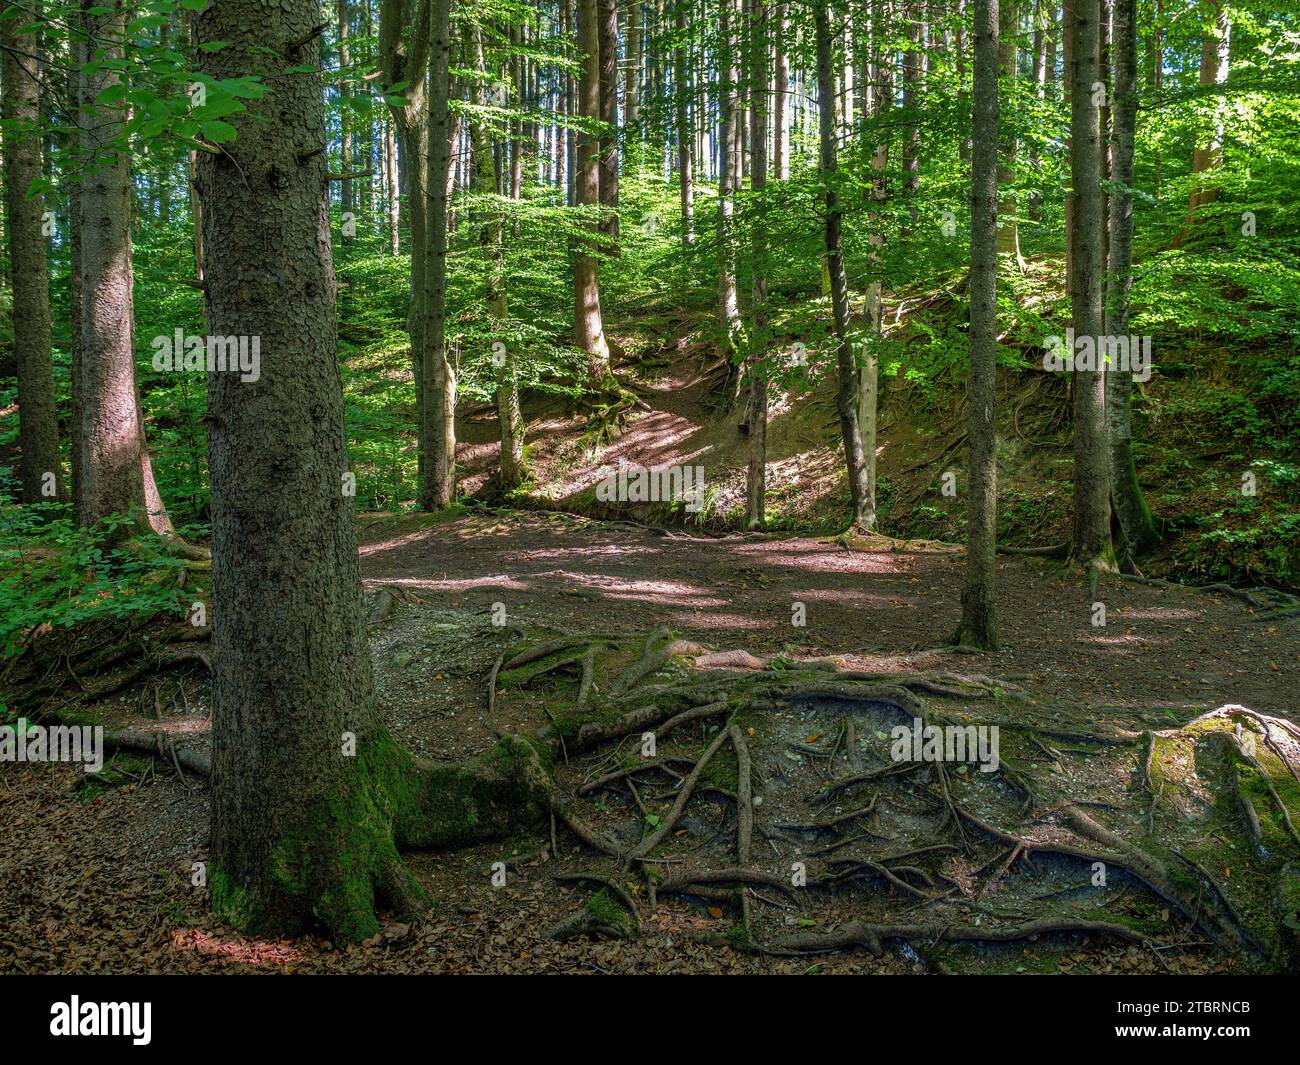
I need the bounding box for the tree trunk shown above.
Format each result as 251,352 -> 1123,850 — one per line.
2,12 -> 62,503
1104,0 -> 1157,559
959,0 -> 1000,649
774,2 -> 789,180
815,1 -> 872,532
420,0 -> 455,507
899,3 -> 923,233
1176,0 -> 1229,244
378,0 -> 430,494
717,0 -> 742,388
197,0 -> 551,943
746,0 -> 770,530
675,0 -> 695,246
995,0 -> 1022,263
75,1 -> 171,537
626,0 -> 643,129
1068,0 -> 1113,569
470,27 -> 524,489
338,0 -> 353,234
575,0 -> 613,384
598,0 -> 620,244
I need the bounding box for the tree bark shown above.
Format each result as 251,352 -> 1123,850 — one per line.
960,0 -> 1000,649
717,0 -> 742,387
1104,0 -> 1157,559
420,0 -> 455,507
1068,0 -> 1113,569
815,1 -> 872,532
2,10 -> 62,503
995,0 -> 1021,263
75,0 -> 171,537
1176,0 -> 1229,244
674,0 -> 695,246
745,0 -> 770,530
773,2 -> 789,180
597,0 -> 620,244
197,0 -> 552,944
575,0 -> 613,384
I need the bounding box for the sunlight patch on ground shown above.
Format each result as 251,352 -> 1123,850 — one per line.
171,929 -> 303,966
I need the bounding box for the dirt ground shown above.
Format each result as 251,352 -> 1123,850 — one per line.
3,510 -> 1296,974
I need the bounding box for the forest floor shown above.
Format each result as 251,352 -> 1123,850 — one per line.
4,285 -> 1298,975
4,508 -> 1298,974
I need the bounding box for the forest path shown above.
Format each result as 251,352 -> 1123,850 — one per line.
358,510 -> 1300,730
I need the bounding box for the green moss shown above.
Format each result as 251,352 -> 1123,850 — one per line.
584,888 -> 634,934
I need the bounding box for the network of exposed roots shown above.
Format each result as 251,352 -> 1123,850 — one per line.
484,623 -> 1300,970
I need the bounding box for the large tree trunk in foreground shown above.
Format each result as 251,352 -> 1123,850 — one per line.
958,0 -> 1000,650
574,0 -> 613,385
75,1 -> 171,537
815,2 -> 872,532
1068,0 -> 1113,570
1104,0 -> 1158,560
197,0 -> 549,943
3,12 -> 62,503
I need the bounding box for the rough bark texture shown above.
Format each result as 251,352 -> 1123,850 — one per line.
815,3 -> 872,532
196,0 -> 551,943
1068,0 -> 1113,569
1104,0 -> 1158,558
2,11 -> 62,503
960,0 -> 1000,650
574,0 -> 613,383
75,1 -> 170,536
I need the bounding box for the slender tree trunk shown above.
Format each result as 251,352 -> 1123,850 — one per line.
470,27 -> 524,489
674,0 -> 695,245
3,11 -> 62,503
773,2 -> 789,179
598,0 -> 620,244
76,1 -> 171,536
626,0 -> 643,129
960,0 -> 1000,649
1104,0 -> 1156,559
995,0 -> 1022,263
1068,0 -> 1113,569
717,0 -> 742,388
379,0 -> 430,493
815,1 -> 871,531
338,0 -> 353,234
745,0 -> 770,529
421,0 -> 455,507
386,117 -> 400,254
575,0 -> 613,383
901,2 -> 922,231
1175,0 -> 1229,244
